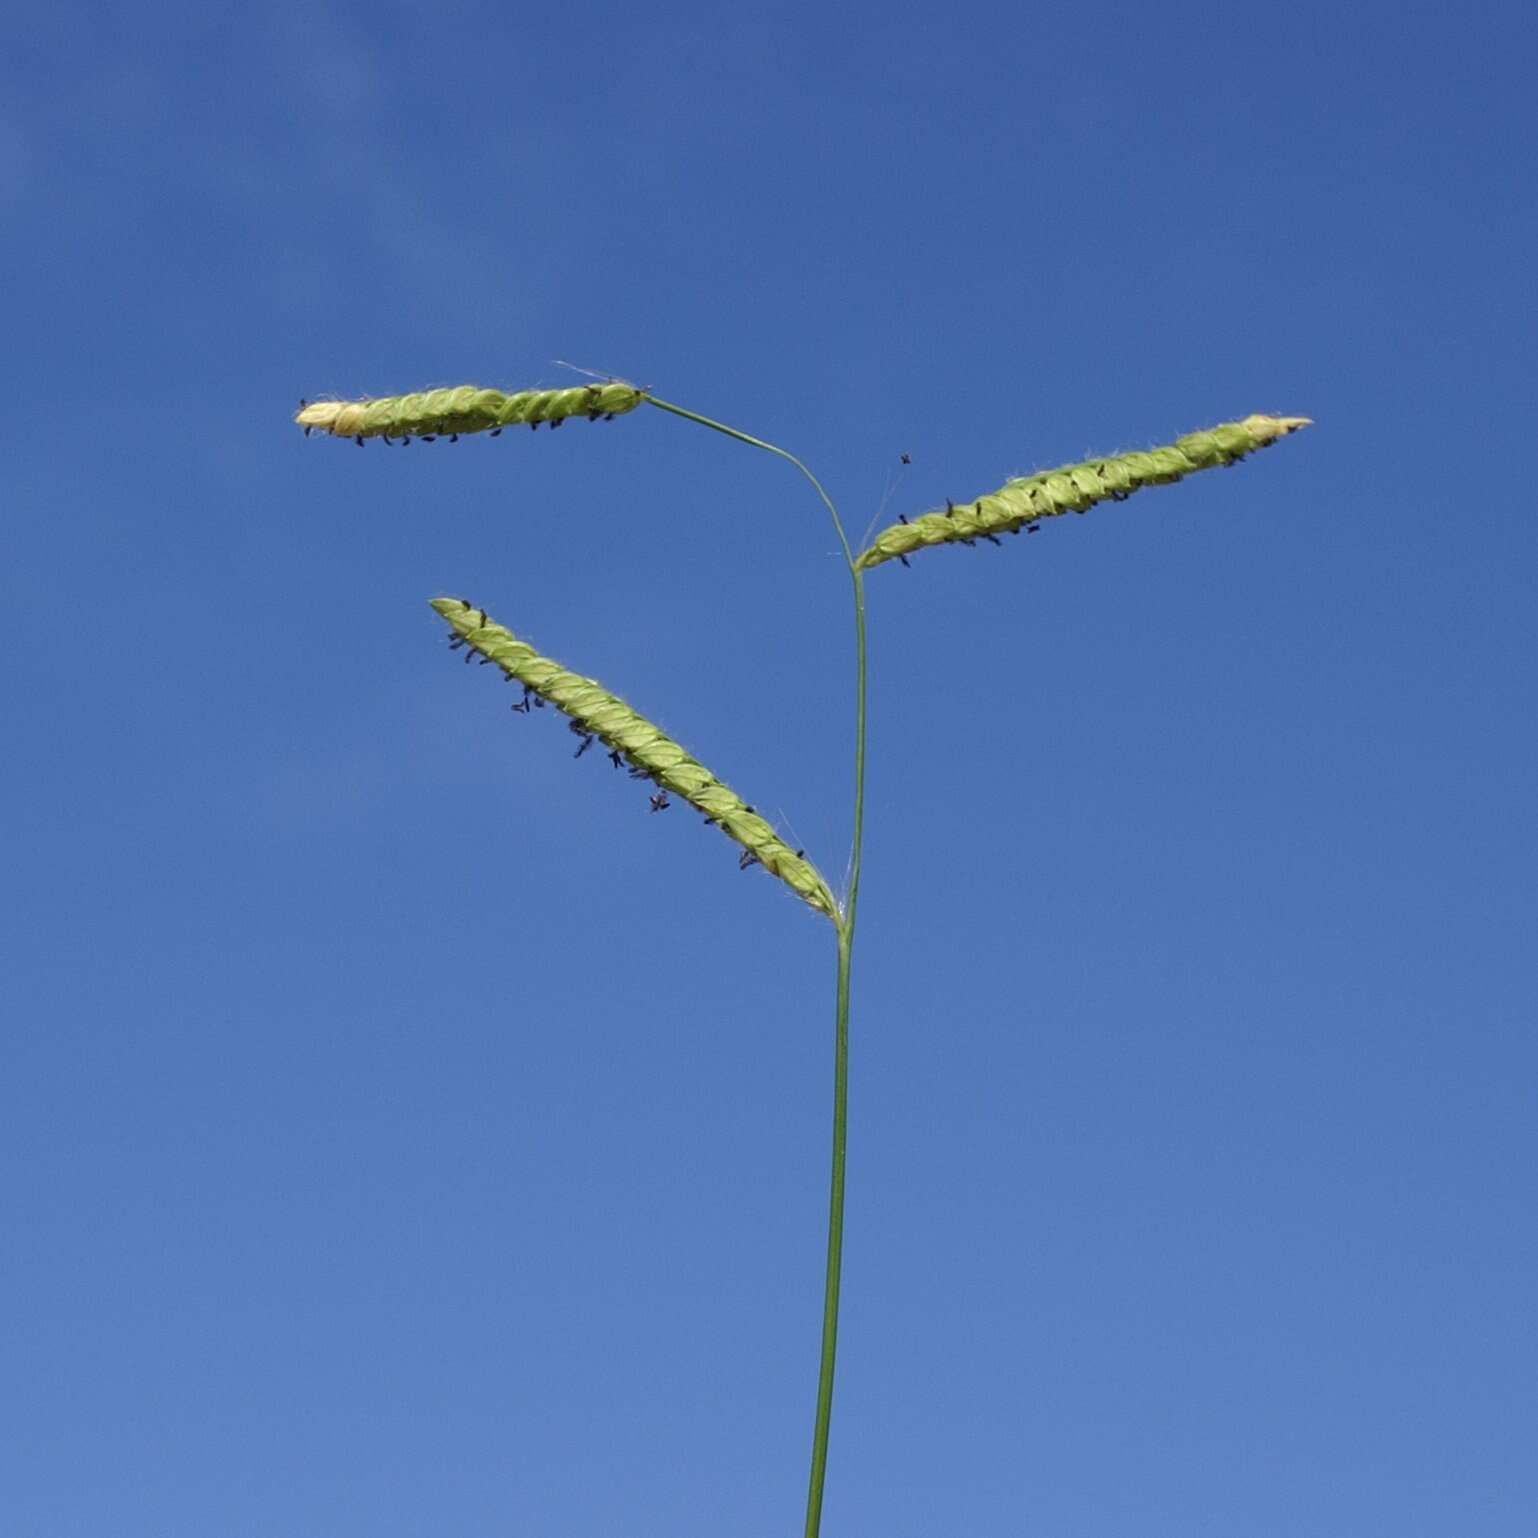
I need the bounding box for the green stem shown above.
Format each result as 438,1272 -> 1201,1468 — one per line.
641,395 -> 856,568
842,565 -> 868,940
643,394 -> 869,1538
806,564 -> 867,1538
806,924 -> 852,1537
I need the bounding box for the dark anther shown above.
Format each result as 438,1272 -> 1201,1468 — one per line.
899,513 -> 909,524
490,427 -> 502,437
529,421 -> 539,432
422,435 -> 435,443
574,735 -> 594,758
447,636 -> 466,650
603,413 -> 616,422
299,398 -> 307,408
534,695 -> 546,708
900,453 -> 911,465
899,554 -> 911,568
1110,489 -> 1129,501
550,417 -> 564,429
1027,522 -> 1041,533
587,410 -> 601,421
945,499 -> 956,517
743,805 -> 756,815
355,435 -> 365,446
303,426 -> 312,437
608,750 -> 624,770
739,849 -> 760,871
381,435 -> 394,445
649,791 -> 671,813
794,849 -> 805,858
449,433 -> 459,443
628,765 -> 652,780
984,533 -> 1002,546
513,686 -> 534,713
400,436 -> 411,445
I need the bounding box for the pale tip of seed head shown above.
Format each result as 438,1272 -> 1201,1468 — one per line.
1243,413 -> 1313,444
296,400 -> 371,435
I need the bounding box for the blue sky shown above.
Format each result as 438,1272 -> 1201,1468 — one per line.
4,2 -> 1536,1535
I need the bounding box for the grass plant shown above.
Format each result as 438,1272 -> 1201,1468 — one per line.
295,377 -> 1308,1535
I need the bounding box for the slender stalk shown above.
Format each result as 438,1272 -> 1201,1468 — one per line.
642,395 -> 856,568
644,393 -> 869,1537
806,925 -> 852,1536
805,564 -> 867,1538
842,565 -> 868,938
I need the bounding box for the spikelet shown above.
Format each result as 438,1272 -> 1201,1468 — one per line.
432,598 -> 840,922
296,382 -> 644,442
857,414 -> 1311,570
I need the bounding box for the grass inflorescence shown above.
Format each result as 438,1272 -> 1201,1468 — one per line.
291,372 -> 1311,1538
857,413 -> 1311,569
433,598 -> 840,922
296,382 -> 644,444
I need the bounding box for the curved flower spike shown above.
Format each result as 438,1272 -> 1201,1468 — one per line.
857,414 -> 1311,570
296,382 -> 644,442
432,598 -> 840,923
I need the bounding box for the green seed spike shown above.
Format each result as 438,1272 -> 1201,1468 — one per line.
856,413 -> 1312,571
296,382 -> 645,441
431,598 -> 840,923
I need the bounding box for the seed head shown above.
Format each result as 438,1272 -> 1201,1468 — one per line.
857,414 -> 1311,570
431,598 -> 840,923
296,382 -> 644,442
